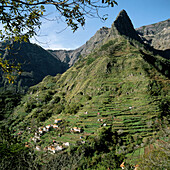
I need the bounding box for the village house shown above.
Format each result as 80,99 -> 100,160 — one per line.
43,147 -> 48,152
71,127 -> 82,133
55,119 -> 62,123
43,127 -> 47,132
56,145 -> 63,151
35,146 -> 41,151
38,129 -> 43,134
53,124 -> 58,129
38,127 -> 43,130
63,142 -> 70,147
31,137 -> 38,143
48,146 -> 53,151
47,145 -> 63,153
27,127 -> 31,131
45,125 -> 52,131
46,124 -> 51,129
34,135 -> 40,140
134,164 -> 139,170
120,162 -> 125,169
51,147 -> 56,153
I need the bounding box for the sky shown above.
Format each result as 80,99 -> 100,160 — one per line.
30,0 -> 170,50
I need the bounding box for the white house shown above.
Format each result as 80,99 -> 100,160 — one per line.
35,146 -> 41,151
35,135 -> 40,140
39,129 -> 43,134
63,142 -> 70,147
46,125 -> 51,129
53,124 -> 58,129
43,127 -> 47,132
31,137 -> 37,143
71,127 -> 82,133
56,145 -> 63,151
55,119 -> 62,123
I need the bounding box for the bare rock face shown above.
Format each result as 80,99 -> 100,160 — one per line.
107,10 -> 142,42
49,26 -> 110,66
136,19 -> 170,50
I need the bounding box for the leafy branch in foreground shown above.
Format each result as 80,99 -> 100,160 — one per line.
0,0 -> 117,82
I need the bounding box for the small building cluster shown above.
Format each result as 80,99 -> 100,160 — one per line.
70,127 -> 82,133
35,141 -> 70,153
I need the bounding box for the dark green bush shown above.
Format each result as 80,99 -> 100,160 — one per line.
158,98 -> 170,118
86,57 -> 95,65
24,101 -> 36,113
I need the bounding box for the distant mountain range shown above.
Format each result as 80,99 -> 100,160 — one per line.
136,19 -> 170,50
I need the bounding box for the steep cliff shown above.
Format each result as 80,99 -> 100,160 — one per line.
136,19 -> 170,50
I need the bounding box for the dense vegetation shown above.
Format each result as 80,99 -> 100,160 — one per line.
0,9 -> 170,168
0,35 -> 169,169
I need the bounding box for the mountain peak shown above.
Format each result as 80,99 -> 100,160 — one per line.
108,10 -> 142,42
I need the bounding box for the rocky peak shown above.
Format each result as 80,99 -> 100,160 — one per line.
107,10 -> 142,42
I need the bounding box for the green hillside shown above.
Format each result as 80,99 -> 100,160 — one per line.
1,10 -> 169,169
6,36 -> 169,168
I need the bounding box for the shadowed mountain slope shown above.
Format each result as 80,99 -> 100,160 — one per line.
0,41 -> 69,92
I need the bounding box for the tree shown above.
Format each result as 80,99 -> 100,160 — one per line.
0,0 -> 117,82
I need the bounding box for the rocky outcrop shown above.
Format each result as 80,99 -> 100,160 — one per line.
136,19 -> 170,50
107,10 -> 142,42
49,26 -> 110,66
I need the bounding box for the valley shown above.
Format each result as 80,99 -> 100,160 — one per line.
0,10 -> 169,170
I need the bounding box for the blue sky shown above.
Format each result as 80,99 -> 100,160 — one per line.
31,0 -> 170,50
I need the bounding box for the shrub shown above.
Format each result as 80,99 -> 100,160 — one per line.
24,101 -> 36,113
158,98 -> 170,118
53,96 -> 61,103
86,57 -> 95,65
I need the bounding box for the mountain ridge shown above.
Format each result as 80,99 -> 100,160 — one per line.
136,18 -> 170,50
49,15 -> 170,66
